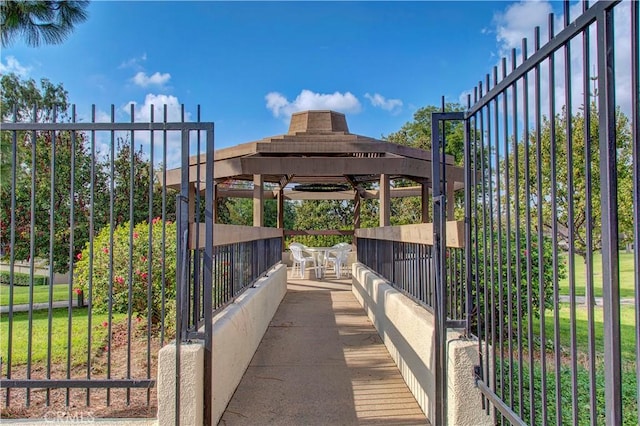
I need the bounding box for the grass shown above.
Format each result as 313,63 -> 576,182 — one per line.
496,358 -> 637,425
502,303 -> 638,424
558,251 -> 636,299
0,284 -> 70,306
0,308 -> 125,366
533,303 -> 638,362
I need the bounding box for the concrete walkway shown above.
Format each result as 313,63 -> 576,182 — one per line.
219,274 -> 428,425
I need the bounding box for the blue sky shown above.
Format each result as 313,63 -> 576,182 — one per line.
1,1 -> 618,151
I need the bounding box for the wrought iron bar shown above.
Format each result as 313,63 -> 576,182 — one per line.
597,6 -> 622,424
466,0 -> 621,116
632,2 -> 640,425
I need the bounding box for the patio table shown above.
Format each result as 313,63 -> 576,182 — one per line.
303,247 -> 331,279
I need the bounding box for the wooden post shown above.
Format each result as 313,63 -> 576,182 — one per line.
446,180 -> 455,220
353,191 -> 361,249
422,181 -> 430,223
353,192 -> 361,229
212,183 -> 218,224
277,189 -> 284,229
253,174 -> 264,227
189,183 -> 197,222
380,174 -> 390,227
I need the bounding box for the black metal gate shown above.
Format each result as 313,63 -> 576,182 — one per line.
1,103 -> 214,419
440,1 -> 639,424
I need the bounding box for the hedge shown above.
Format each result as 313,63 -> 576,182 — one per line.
0,271 -> 49,286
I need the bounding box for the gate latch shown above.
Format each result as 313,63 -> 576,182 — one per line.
473,365 -> 482,386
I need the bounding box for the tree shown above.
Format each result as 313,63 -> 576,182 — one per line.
384,103 -> 467,224
506,104 -> 634,305
1,1 -> 89,47
0,74 -> 105,272
291,200 -> 353,247
385,103 -> 466,164
216,181 -> 295,228
111,137 -> 155,226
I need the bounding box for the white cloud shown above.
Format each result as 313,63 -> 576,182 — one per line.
125,93 -> 189,122
364,93 -> 403,114
0,56 -> 31,78
494,0 -> 553,56
122,94 -> 194,168
132,71 -> 171,88
479,0 -> 633,117
119,53 -> 147,70
265,89 -> 362,119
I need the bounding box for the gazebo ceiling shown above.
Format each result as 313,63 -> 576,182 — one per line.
163,110 -> 464,194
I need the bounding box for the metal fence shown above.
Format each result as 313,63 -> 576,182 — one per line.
452,1 -> 639,424
179,233 -> 283,340
0,104 -> 212,417
356,238 -> 466,322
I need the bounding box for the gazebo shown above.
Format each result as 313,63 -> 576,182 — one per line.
163,110 -> 464,234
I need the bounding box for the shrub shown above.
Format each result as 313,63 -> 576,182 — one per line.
74,218 -> 176,325
0,271 -> 48,286
471,229 -> 566,341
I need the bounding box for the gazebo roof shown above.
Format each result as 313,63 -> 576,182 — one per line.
163,110 -> 464,196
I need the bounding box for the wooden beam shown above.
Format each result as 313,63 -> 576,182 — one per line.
216,188 -> 278,199
217,157 -> 464,182
284,230 -> 354,236
279,174 -> 294,190
254,140 -> 456,163
161,160 -> 466,190
344,174 -> 367,198
214,185 -> 470,201
285,190 -> 355,201
355,221 -> 464,248
189,223 -> 283,249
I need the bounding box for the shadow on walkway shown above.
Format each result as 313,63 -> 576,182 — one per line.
219,271 -> 428,425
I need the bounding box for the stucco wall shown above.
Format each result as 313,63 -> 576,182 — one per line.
211,263 -> 287,423
352,262 -> 491,426
157,263 -> 287,425
352,262 -> 436,419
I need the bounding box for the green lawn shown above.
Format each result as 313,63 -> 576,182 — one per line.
511,303 -> 638,424
0,308 -> 125,366
0,284 -> 70,306
558,251 -> 636,299
534,303 -> 637,363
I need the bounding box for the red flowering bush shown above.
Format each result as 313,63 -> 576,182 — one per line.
74,219 -> 176,326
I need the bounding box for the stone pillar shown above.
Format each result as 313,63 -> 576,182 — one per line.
447,333 -> 493,426
253,174 -> 264,227
157,342 -> 205,426
379,174 -> 391,227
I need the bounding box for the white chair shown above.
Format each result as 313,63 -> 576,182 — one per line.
290,243 -> 317,278
325,244 -> 351,278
